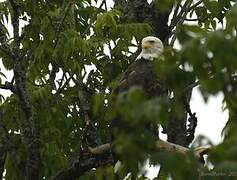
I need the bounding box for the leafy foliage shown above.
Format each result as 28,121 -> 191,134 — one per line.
0,0 -> 237,179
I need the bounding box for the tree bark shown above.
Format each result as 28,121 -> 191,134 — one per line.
0,148 -> 6,179
10,0 -> 40,179
114,0 -> 172,42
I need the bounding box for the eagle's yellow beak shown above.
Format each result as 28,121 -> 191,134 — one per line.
142,41 -> 152,49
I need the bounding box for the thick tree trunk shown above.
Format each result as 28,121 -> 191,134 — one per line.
10,0 -> 40,178
114,0 -> 172,42
14,63 -> 40,180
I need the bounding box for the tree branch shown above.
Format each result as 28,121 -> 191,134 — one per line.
189,0 -> 203,10
49,1 -> 75,91
10,0 -> 40,179
169,0 -> 193,46
14,36 -> 41,180
182,97 -> 198,145
0,21 -> 12,57
55,71 -> 75,96
51,139 -> 209,180
57,71 -> 66,90
9,0 -> 20,54
168,0 -> 203,46
0,81 -> 15,92
82,0 -> 106,36
170,1 -> 182,28
50,151 -> 115,180
54,0 -> 74,49
170,0 -> 191,29
0,111 -> 20,174
89,139 -> 210,160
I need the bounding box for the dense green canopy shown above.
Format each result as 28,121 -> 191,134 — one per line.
0,0 -> 237,179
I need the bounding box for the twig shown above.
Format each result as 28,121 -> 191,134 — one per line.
170,1 -> 182,28
57,71 -> 66,90
170,0 -> 192,30
54,0 -> 74,49
189,0 -> 203,10
9,0 -> 20,55
103,0 -> 113,56
48,64 -> 57,90
169,0 -> 193,46
168,0 -> 194,46
82,0 -> 106,36
185,18 -> 199,21
182,97 -> 198,145
0,19 -> 12,57
168,0 -> 204,46
185,80 -> 200,91
55,71 -> 75,96
10,75 -> 15,84
49,1 -> 75,90
0,82 -> 15,92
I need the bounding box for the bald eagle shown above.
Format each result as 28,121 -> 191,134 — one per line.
111,36 -> 167,138
114,36 -> 166,97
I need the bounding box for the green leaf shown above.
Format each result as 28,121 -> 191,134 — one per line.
211,19 -> 216,29
226,4 -> 237,31
95,10 -> 120,37
195,6 -> 208,21
203,0 -> 219,16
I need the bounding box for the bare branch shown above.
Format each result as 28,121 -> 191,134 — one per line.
168,0 -> 204,46
170,0 -> 192,30
182,97 -> 198,145
51,139 -> 209,180
185,80 -> 200,91
185,18 -> 199,21
55,71 -> 75,96
169,0 -> 193,46
171,1 -> 182,28
0,81 -> 15,92
189,0 -> 203,10
48,64 -> 57,90
89,140 -> 210,160
88,143 -> 112,155
57,71 -> 66,90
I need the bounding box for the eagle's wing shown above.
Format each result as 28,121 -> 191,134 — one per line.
113,59 -> 166,97
111,58 -> 167,139
114,65 -> 138,93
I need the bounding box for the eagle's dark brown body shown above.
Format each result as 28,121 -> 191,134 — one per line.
110,36 -> 166,141
114,58 -> 166,97
111,58 -> 167,139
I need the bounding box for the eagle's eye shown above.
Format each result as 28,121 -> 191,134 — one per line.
148,40 -> 155,43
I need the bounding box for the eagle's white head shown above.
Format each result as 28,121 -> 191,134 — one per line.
136,36 -> 164,61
